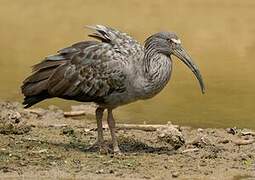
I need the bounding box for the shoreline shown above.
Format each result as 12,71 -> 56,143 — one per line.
0,101 -> 254,179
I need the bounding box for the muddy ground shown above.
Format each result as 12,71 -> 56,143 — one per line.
0,101 -> 254,180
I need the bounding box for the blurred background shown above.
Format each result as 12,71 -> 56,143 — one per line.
0,0 -> 254,129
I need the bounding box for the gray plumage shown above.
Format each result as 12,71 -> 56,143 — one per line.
21,25 -> 205,154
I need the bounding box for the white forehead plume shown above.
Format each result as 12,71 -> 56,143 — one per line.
171,38 -> 181,44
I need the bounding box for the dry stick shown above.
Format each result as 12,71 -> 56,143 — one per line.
48,124 -> 68,128
24,109 -> 44,116
241,131 -> 255,136
31,124 -> 87,129
64,111 -> 87,117
115,124 -> 179,131
26,109 -> 90,117
182,148 -> 199,153
232,139 -> 254,145
27,109 -> 179,131
64,110 -> 180,131
30,123 -> 179,132
87,124 -> 179,132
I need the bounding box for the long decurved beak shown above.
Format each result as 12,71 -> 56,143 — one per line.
173,47 -> 205,94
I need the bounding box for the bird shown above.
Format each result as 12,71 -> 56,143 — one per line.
21,25 -> 205,154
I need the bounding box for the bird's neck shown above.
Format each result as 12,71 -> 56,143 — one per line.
142,49 -> 172,98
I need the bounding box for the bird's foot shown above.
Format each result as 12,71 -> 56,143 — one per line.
98,143 -> 123,155
113,145 -> 123,156
98,142 -> 110,155
85,141 -> 110,154
86,141 -> 123,155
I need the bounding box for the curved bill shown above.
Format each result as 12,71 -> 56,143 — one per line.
173,47 -> 205,94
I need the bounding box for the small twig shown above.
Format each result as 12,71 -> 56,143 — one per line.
64,111 -> 86,117
241,131 -> 255,136
63,110 -> 180,132
182,148 -> 199,153
29,122 -> 179,132
48,124 -> 68,128
115,124 -> 179,132
232,139 -> 254,145
31,149 -> 48,154
218,139 -> 230,144
24,109 -> 44,116
186,137 -> 201,145
22,137 -> 40,142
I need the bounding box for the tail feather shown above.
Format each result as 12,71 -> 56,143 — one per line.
23,91 -> 50,108
23,68 -> 53,84
21,39 -> 94,108
21,79 -> 48,96
21,58 -> 67,108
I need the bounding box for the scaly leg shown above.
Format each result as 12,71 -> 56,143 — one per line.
107,108 -> 121,154
95,107 -> 106,152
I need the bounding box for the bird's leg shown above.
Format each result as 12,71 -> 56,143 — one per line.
107,108 -> 121,154
95,107 -> 107,152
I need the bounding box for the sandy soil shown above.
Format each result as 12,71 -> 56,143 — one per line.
0,101 -> 254,180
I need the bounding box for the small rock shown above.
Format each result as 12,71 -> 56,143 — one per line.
218,139 -> 229,144
49,161 -> 57,165
247,153 -> 253,158
199,160 -> 207,167
208,129 -> 215,134
19,162 -> 27,166
96,169 -> 104,174
197,128 -> 204,133
109,169 -> 114,174
62,127 -> 74,136
8,111 -> 21,121
204,170 -> 213,175
226,127 -> 237,135
188,135 -> 212,148
180,126 -> 191,131
1,167 -> 11,173
201,136 -> 212,145
240,153 -> 249,161
172,171 -> 179,178
143,175 -> 151,179
157,126 -> 185,149
115,172 -> 123,177
243,136 -> 250,140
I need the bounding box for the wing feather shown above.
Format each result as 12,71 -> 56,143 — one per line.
22,25 -> 142,107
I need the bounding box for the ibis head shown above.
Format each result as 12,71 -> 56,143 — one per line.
145,32 -> 205,94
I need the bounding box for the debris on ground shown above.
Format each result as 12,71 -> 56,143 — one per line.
0,101 -> 254,179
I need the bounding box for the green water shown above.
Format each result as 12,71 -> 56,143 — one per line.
0,0 -> 255,129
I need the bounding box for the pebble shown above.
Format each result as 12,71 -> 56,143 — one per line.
197,128 -> 204,133
199,160 -> 207,167
219,139 -> 229,144
109,169 -> 114,174
226,127 -> 237,135
172,171 -> 179,178
95,169 -> 104,174
115,172 -> 123,177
